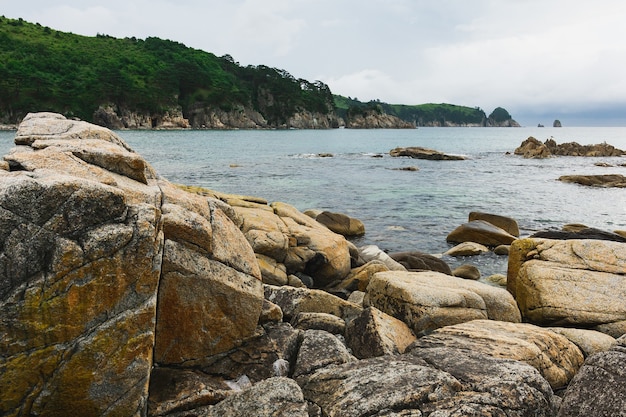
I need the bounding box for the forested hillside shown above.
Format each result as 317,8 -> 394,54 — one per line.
0,17 -> 334,126
0,17 -> 517,128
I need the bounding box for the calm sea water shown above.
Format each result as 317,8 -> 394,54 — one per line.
2,126 -> 625,276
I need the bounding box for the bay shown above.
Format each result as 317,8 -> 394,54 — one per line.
2,126 -> 625,276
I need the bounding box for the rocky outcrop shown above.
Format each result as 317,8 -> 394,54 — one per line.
390,146 -> 466,160
515,136 -> 626,158
508,237 -> 626,337
344,110 -> 415,129
559,173 -> 626,187
230,200 -> 352,288
0,112 -> 263,416
93,104 -> 190,129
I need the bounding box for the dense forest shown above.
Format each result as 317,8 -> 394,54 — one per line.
0,17 -> 334,126
0,17 -> 517,128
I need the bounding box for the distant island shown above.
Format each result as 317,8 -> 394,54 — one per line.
0,17 -> 519,129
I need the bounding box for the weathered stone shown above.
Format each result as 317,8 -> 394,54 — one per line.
235,202 -> 351,288
0,116 -> 165,416
411,319 -> 584,390
447,220 -> 517,246
469,211 -> 520,236
557,335 -> 626,417
315,210 -> 365,236
264,284 -> 362,322
147,368 -> 232,416
347,290 -> 365,305
197,323 -> 301,383
451,264 -> 481,280
291,312 -> 346,335
559,173 -> 626,187
328,260 -> 389,293
389,250 -> 452,274
168,377 -> 309,417
444,241 -> 490,257
345,306 -> 416,359
154,240 -> 264,364
390,146 -> 466,160
548,327 -> 616,357
508,238 -> 626,336
293,330 -> 356,378
367,271 -> 521,336
298,349 -> 557,417
259,299 -> 283,324
256,253 -> 288,285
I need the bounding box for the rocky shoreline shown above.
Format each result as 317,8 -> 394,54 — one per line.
1,113 -> 625,416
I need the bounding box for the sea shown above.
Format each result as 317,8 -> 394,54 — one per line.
1,126 -> 625,277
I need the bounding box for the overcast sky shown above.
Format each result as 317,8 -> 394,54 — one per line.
3,0 -> 626,126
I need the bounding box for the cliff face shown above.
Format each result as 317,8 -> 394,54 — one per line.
93,104 -> 190,129
93,104 -> 341,130
343,110 -> 415,129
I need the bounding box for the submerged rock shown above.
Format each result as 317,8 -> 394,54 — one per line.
390,146 -> 466,160
558,173 -> 626,188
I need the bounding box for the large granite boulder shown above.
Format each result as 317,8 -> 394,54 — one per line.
0,113 -> 264,416
508,238 -> 626,337
366,271 -> 521,336
447,219 -> 518,246
557,334 -> 626,417
410,319 -> 585,390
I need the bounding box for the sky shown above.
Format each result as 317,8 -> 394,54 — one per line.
3,0 -> 626,126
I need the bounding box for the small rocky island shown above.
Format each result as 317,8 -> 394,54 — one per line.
1,114 -> 625,416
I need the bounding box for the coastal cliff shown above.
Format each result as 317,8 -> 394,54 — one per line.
1,17 -> 519,130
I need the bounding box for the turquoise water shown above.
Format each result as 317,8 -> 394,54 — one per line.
2,126 -> 625,276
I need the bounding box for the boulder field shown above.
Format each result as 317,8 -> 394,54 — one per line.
1,113 -> 625,416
